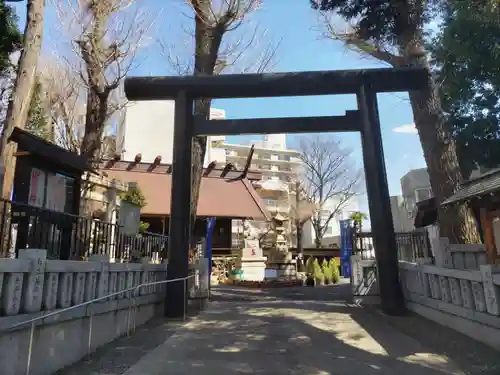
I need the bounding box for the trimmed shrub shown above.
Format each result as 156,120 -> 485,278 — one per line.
305,257 -> 315,276
329,258 -> 340,283
313,258 -> 324,284
322,258 -> 332,284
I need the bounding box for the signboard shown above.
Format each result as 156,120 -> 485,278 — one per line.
118,201 -> 141,235
339,219 -> 352,278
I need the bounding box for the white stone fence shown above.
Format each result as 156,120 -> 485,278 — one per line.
432,238 -> 488,270
0,249 -> 168,322
399,239 -> 500,349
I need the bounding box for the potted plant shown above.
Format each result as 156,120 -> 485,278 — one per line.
322,258 -> 332,285
313,258 -> 324,286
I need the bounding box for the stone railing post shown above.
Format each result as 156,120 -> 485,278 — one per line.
19,249 -> 47,313
350,254 -> 361,295
90,254 -> 110,299
416,258 -> 431,297
480,264 -> 500,316
0,259 -> 28,316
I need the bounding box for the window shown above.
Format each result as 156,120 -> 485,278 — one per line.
324,226 -> 333,235
415,187 -> 432,202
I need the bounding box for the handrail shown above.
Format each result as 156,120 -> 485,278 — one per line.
2,273 -> 200,375
4,274 -> 194,332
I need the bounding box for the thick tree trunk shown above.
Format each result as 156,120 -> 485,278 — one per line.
190,0 -> 224,246
0,0 -> 45,199
80,89 -> 109,162
408,65 -> 480,244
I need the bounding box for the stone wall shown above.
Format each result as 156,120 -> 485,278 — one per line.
399,239 -> 500,350
0,249 -> 171,375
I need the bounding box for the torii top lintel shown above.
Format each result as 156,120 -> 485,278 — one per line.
124,66 -> 429,101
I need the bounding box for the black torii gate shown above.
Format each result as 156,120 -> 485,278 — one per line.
124,67 -> 429,317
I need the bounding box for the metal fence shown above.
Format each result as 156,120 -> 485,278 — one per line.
0,199 -> 168,262
353,228 -> 431,262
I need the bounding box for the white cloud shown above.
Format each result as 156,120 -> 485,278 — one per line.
392,123 -> 418,134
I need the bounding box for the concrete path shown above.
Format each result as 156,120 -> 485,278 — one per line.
122,285 -> 469,375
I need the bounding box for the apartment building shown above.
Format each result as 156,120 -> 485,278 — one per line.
210,134 -> 302,246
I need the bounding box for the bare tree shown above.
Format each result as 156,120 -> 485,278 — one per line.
54,0 -> 153,162
0,0 -> 46,199
38,59 -> 86,153
289,180 -> 317,268
162,0 -> 280,246
161,1 -> 280,76
299,136 -> 361,248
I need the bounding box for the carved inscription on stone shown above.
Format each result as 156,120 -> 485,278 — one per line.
58,273 -> 73,308
108,272 -> 118,301
429,274 -> 441,300
459,279 -> 474,309
72,272 -> 86,305
2,273 -> 23,315
448,278 -> 463,306
84,272 -> 97,302
43,272 -> 58,310
480,265 -> 500,316
117,272 -> 126,299
471,281 -> 486,312
439,276 -> 451,303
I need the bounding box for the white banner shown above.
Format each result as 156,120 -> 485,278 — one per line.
46,174 -> 67,212
28,168 -> 46,207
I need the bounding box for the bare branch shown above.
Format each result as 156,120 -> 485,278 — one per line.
298,135 -> 363,247
160,0 -> 280,75
51,0 -> 156,160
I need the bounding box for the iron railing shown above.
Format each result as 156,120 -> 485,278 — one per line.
0,199 -> 169,262
352,228 -> 431,262
2,272 -> 203,375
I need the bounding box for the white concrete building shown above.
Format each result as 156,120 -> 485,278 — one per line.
301,196 -> 360,248
389,168 -> 432,232
117,100 -> 226,166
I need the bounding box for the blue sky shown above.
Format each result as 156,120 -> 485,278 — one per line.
13,0 -> 427,216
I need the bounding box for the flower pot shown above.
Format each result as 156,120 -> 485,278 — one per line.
315,278 -> 324,286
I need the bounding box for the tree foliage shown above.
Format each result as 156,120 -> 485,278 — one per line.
311,0 -> 481,244
432,1 -> 500,178
0,0 -> 21,75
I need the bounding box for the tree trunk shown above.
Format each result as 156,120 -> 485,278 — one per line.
0,0 -> 45,199
407,52 -> 480,244
296,220 -> 304,271
190,0 -> 224,246
80,89 -> 109,162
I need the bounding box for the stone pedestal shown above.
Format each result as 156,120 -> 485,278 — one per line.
266,260 -> 297,280
233,240 -> 267,281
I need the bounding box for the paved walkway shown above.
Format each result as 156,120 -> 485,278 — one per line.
59,283 -> 500,375
121,285 -> 484,375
